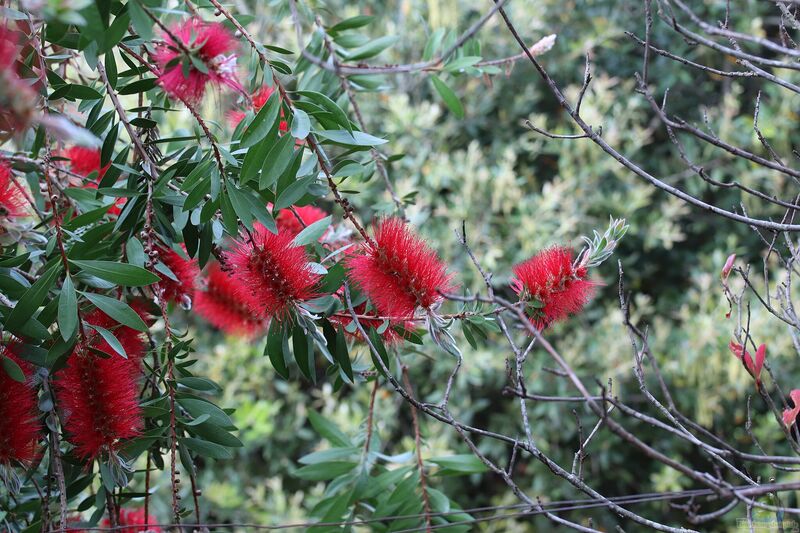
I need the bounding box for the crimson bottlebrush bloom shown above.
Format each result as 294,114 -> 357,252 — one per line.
276,205 -> 328,237
194,262 -> 267,337
347,218 -> 455,318
64,147 -> 108,180
511,246 -> 596,330
225,225 -> 320,321
783,390 -> 800,429
228,85 -> 289,132
729,341 -> 766,387
56,347 -> 143,461
155,246 -> 199,306
101,507 -> 161,533
154,19 -> 241,104
0,158 -> 26,219
0,344 -> 41,466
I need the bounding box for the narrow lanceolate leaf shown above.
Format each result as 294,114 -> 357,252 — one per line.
293,216 -> 332,246
240,90 -> 281,149
57,275 -> 78,341
6,263 -> 62,334
69,259 -> 160,287
266,320 -> 289,379
430,76 -> 464,119
1,356 -> 25,383
90,325 -> 127,358
290,108 -> 311,139
81,292 -> 148,332
315,129 -> 388,147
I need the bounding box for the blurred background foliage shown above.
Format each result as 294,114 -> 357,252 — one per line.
140,0 -> 799,529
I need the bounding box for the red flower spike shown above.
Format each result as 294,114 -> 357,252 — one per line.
156,246 -> 199,306
194,262 -> 267,337
0,159 -> 26,219
101,508 -> 161,533
0,344 -> 41,466
729,341 -> 766,387
784,390 -> 800,428
154,19 -> 241,104
64,147 -> 108,180
224,225 -> 320,321
347,218 -> 455,318
511,246 -> 597,330
56,348 -> 143,461
276,205 -> 328,237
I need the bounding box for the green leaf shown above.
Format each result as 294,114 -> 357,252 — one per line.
1,356 -> 25,383
266,320 -> 289,379
178,398 -> 234,428
128,0 -> 153,41
292,325 -> 314,381
308,410 -> 353,448
181,437 -> 233,459
428,454 -> 489,475
81,292 -> 148,332
431,76 -> 464,119
57,275 -> 78,341
274,176 -> 315,210
90,325 -> 127,358
294,462 -> 357,481
315,129 -> 388,147
320,262 -> 346,293
293,215 -> 331,246
69,260 -> 160,287
239,133 -> 274,185
6,263 -> 62,334
329,15 -> 374,33
344,35 -> 398,61
367,328 -> 390,378
290,108 -> 311,139
298,447 -> 359,465
259,134 -> 296,190
240,91 -> 281,149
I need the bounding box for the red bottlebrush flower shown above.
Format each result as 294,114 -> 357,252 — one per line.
275,205 -> 328,237
64,147 -> 108,180
729,341 -> 766,387
511,246 -> 596,330
194,262 -> 267,337
84,305 -> 150,363
347,218 -> 455,318
225,225 -> 320,321
56,348 -> 143,460
0,159 -> 26,219
155,246 -> 199,306
0,345 -> 41,466
154,19 -> 241,104
101,508 -> 161,533
0,26 -> 38,135
783,390 -> 800,428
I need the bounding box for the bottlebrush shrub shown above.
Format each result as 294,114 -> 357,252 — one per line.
194,262 -> 267,337
101,507 -> 161,533
154,18 -> 241,104
55,345 -> 143,461
347,218 -> 455,318
225,225 -> 320,321
0,345 -> 41,467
